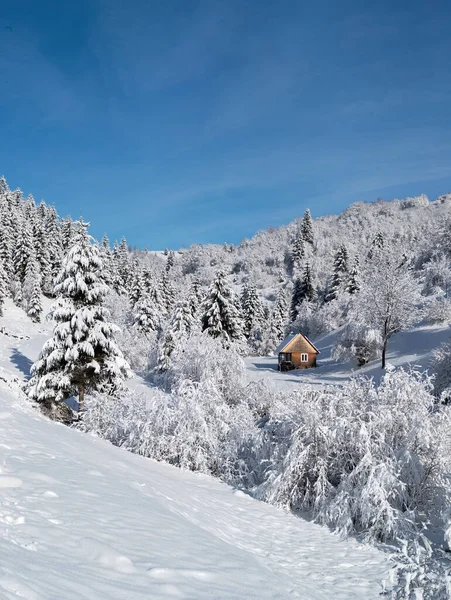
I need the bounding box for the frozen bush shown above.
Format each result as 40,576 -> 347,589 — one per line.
258,369 -> 451,543
430,340 -> 451,402
333,321 -> 382,365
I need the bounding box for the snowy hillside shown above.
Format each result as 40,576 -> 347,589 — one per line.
0,300 -> 389,600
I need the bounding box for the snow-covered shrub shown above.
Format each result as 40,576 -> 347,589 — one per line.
258,369 -> 451,543
424,296 -> 451,325
333,321 -> 382,365
83,378 -> 258,484
162,332 -> 247,405
430,340 -> 451,402
389,535 -> 451,599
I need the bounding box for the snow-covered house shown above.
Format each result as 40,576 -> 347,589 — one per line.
277,333 -> 320,370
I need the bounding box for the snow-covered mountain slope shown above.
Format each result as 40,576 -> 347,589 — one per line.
0,300 -> 389,599
245,322 -> 451,388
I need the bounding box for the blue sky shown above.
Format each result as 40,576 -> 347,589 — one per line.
0,0 -> 450,249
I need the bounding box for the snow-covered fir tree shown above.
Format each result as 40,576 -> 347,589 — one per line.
13,220 -> 34,285
242,283 -> 263,338
27,219 -> 130,418
346,256 -> 360,294
189,277 -> 203,317
325,245 -> 349,302
300,262 -> 315,304
133,292 -> 160,334
291,230 -> 304,272
301,208 -> 313,244
0,260 -> 8,316
201,270 -> 243,343
290,277 -> 303,322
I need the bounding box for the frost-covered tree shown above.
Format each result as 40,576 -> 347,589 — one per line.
291,265 -> 315,322
133,292 -> 160,334
189,277 -> 203,318
325,245 -> 349,302
27,219 -> 130,418
27,276 -> 43,323
202,270 -> 243,342
61,217 -> 75,251
301,208 -> 313,244
128,263 -> 143,307
0,260 -> 8,315
300,262 -> 315,303
169,296 -> 193,336
242,283 -> 263,338
291,230 -> 304,272
23,254 -> 43,322
290,277 -> 303,322
13,220 -> 34,284
346,256 -> 360,295
353,246 -> 422,368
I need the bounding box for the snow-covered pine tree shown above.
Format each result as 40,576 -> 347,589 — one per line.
27,219 -> 130,418
325,245 -> 349,302
189,277 -> 203,318
33,220 -> 52,294
300,262 -> 315,302
169,296 -> 193,336
128,262 -> 143,307
367,231 -> 385,260
291,230 -> 305,272
133,292 -> 160,334
166,250 -> 175,272
0,175 -> 8,196
242,283 -> 263,338
346,256 -> 360,295
61,217 -> 75,251
0,213 -> 13,280
27,275 -> 43,323
0,260 -> 8,316
101,233 -> 110,250
159,271 -> 176,312
290,277 -> 303,322
45,206 -> 63,281
201,270 -> 243,342
301,208 -> 314,244
118,237 -> 130,287
23,252 -> 43,321
13,219 -> 34,284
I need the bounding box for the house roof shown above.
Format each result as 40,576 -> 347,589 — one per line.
277,332 -> 320,355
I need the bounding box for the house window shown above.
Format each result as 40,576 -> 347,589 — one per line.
301,353 -> 308,362
280,353 -> 292,362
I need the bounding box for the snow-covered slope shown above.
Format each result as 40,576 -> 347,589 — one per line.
0,300 -> 388,599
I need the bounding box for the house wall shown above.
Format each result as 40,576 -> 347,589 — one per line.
291,352 -> 317,369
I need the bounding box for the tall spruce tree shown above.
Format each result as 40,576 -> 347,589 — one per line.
189,277 -> 203,318
0,260 -> 8,316
133,292 -> 160,334
301,208 -> 314,244
291,230 -> 305,272
242,283 -> 263,338
346,256 -> 360,295
325,245 -> 349,302
201,270 -> 243,342
27,219 -> 129,418
300,262 -> 315,302
290,277 -> 303,322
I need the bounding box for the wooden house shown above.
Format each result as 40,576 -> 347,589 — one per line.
277,333 -> 320,371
